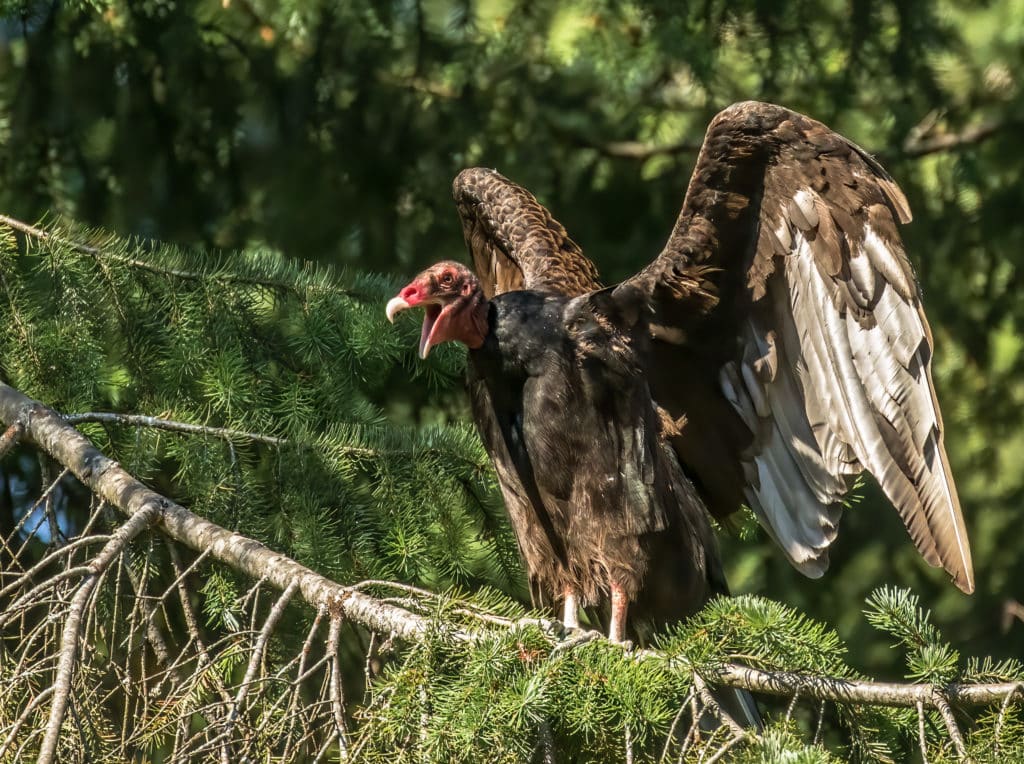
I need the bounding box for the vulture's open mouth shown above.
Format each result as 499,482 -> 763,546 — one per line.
418,303 -> 443,359
386,295 -> 448,359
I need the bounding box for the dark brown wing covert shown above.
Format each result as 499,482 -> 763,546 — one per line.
453,168 -> 602,298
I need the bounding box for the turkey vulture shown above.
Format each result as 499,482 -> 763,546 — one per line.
385,102 -> 974,651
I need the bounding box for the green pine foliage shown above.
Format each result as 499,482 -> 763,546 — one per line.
357,586 -> 1014,762
729,729 -> 842,764
3,0 -> 1024,702
0,220 -> 521,600
864,587 -> 1024,762
865,586 -> 961,684
3,220 -> 1023,761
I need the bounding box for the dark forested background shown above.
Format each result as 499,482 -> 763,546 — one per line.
1,0 -> 1022,678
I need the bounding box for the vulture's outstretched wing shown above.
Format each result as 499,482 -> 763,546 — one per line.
453,168 -> 602,297
624,101 -> 973,593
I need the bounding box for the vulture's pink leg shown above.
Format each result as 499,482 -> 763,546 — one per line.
562,589 -> 579,629
608,583 -> 628,643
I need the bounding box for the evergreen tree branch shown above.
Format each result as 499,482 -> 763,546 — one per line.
901,117 -> 1015,158
703,732 -> 746,764
0,267 -> 43,372
660,688 -> 697,763
162,540 -> 232,705
693,672 -> 745,736
0,687 -> 54,761
0,381 -> 434,640
37,503 -> 160,764
328,614 -> 353,761
934,693 -> 968,761
0,214 -> 353,296
0,533 -> 109,601
0,420 -> 25,460
1,377 -> 1021,743
0,469 -> 81,587
679,693 -> 703,759
917,701 -> 930,764
994,690 -> 1016,755
218,579 -> 300,763
0,564 -> 94,631
713,663 -> 1022,709
65,411 -> 287,446
0,213 -> 101,255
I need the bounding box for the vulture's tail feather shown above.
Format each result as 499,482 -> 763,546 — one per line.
706,685 -> 763,731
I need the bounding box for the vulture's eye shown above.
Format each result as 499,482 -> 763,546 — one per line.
440,273 -> 455,286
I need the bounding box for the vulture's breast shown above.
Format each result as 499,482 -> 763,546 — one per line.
470,291 -> 703,604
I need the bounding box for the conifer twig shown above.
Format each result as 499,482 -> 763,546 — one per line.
65,411 -> 287,446
0,213 -> 353,296
933,691 -> 967,760
659,688 -> 697,764
702,732 -> 746,764
713,663 -> 1023,709
37,504 -> 159,764
164,540 -> 233,705
679,691 -> 702,759
549,628 -> 600,657
0,463 -> 69,569
693,673 -> 744,738
813,700 -> 826,745
0,214 -> 99,254
0,534 -> 108,600
281,606 -> 328,762
0,687 -> 55,760
0,419 -> 25,459
329,615 -> 352,761
123,559 -> 175,669
0,382 -> 431,640
785,689 -> 800,723
539,720 -> 556,764
0,268 -> 45,370
917,700 -> 930,764
218,579 -> 300,764
993,687 -> 1015,756
363,629 -> 378,702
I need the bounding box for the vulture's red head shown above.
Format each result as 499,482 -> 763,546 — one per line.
386,261 -> 489,358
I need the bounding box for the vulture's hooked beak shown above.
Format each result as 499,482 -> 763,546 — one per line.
385,296 -> 409,323
385,295 -> 444,359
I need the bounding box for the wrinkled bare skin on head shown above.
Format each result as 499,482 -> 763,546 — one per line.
386,261 -> 489,357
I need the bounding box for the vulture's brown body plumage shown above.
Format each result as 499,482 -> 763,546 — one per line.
388,102 -> 973,670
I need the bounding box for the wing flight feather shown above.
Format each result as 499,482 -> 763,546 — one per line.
625,102 -> 973,593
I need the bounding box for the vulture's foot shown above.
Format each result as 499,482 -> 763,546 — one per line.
608,583 -> 629,643
561,589 -> 579,630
